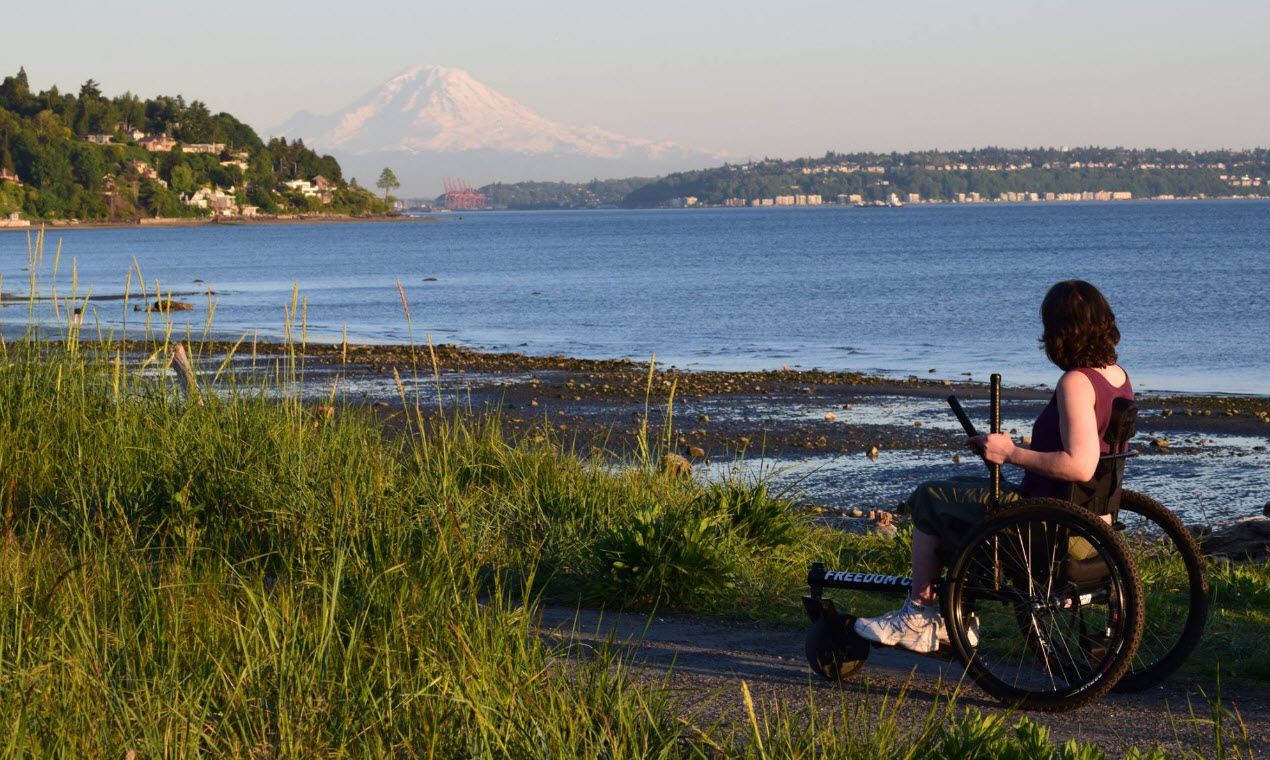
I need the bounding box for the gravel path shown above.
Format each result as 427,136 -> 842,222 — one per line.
537,605 -> 1270,756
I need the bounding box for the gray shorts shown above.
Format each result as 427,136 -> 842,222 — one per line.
906,475 -> 1019,561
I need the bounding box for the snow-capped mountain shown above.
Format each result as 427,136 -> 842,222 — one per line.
270,65 -> 722,193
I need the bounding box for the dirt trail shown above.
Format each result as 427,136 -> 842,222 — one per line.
537,606 -> 1270,755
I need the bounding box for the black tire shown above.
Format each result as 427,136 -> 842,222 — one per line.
1112,490 -> 1209,692
806,614 -> 870,681
943,498 -> 1144,712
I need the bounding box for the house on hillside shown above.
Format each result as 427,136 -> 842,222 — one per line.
283,178 -> 333,204
312,175 -> 335,203
139,135 -> 177,152
85,134 -> 113,145
128,160 -> 160,180
184,187 -> 238,215
114,123 -> 146,141
0,167 -> 21,185
182,143 -> 225,155
283,179 -> 316,197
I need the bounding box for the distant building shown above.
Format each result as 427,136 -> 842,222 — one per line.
114,123 -> 146,141
773,195 -> 795,206
907,193 -> 920,204
85,134 -> 113,145
0,167 -> 21,184
184,187 -> 238,215
312,175 -> 335,203
182,143 -> 225,155
129,159 -> 160,180
139,135 -> 177,152
284,179 -> 319,197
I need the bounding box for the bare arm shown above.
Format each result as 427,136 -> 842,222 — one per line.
975,370 -> 1102,482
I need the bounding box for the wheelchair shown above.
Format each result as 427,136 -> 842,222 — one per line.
803,375 -> 1210,712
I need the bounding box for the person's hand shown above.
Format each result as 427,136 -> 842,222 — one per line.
979,432 -> 1015,465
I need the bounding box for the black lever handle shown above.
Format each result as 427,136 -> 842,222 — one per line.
946,395 -> 978,437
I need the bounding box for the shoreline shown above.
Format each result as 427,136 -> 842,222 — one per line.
37,336 -> 1270,434
5,336 -> 1268,519
15,335 -> 1270,408
0,213 -> 451,233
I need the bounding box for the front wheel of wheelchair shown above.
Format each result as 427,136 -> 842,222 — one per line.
942,498 -> 1144,712
1112,490 -> 1209,692
806,614 -> 870,681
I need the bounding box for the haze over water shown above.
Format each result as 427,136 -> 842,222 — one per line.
2,201 -> 1268,396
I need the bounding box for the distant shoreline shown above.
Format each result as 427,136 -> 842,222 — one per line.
0,213 -> 451,233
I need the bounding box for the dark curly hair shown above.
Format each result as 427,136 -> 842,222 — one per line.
1039,280 -> 1120,370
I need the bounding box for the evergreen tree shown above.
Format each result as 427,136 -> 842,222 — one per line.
376,167 -> 400,199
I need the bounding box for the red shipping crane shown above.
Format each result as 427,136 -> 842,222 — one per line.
442,178 -> 487,210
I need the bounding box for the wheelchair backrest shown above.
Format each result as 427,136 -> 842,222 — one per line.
1064,397 -> 1137,515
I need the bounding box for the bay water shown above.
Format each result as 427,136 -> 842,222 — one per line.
2,200 -> 1268,395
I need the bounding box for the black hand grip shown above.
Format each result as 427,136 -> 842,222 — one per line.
946,395 -> 979,437
990,374 -> 1002,508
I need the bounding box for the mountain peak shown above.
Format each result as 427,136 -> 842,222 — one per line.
270,66 -> 722,191
273,66 -> 717,160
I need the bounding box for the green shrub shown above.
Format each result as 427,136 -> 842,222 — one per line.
702,482 -> 804,551
591,504 -> 734,607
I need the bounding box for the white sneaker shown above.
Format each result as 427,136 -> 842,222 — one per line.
933,607 -> 979,649
854,599 -> 944,653
965,613 -> 980,648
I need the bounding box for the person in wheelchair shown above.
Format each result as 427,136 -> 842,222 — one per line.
855,280 -> 1134,653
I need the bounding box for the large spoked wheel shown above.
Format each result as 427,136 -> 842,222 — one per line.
806,614 -> 870,681
1112,490 -> 1209,692
943,498 -> 1144,712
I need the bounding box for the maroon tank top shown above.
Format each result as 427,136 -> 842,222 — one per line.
1019,367 -> 1134,499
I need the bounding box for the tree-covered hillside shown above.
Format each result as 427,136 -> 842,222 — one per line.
0,68 -> 388,221
476,177 -> 655,209
623,147 -> 1270,206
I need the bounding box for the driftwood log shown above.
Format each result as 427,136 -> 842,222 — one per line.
1198,516 -> 1270,560
171,342 -> 203,406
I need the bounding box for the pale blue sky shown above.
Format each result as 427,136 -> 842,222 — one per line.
7,1 -> 1268,158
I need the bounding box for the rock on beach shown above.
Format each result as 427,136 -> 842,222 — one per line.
137,299 -> 194,312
